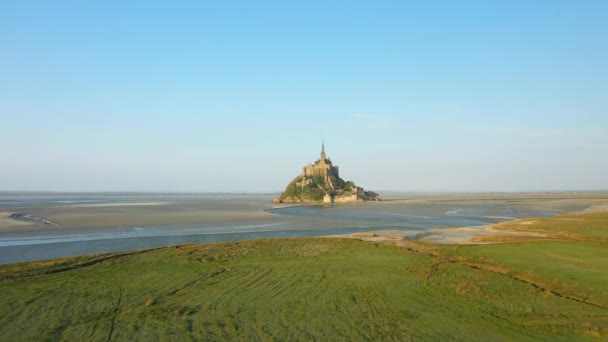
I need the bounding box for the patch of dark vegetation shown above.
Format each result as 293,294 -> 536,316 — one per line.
9,212 -> 58,226
279,177 -> 326,202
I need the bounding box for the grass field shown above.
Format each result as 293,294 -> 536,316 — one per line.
496,211 -> 608,239
1,213 -> 607,340
458,241 -> 608,305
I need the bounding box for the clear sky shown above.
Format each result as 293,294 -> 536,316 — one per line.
1,1 -> 607,192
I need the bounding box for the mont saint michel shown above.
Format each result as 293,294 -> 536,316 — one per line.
274,143 -> 381,203
3,1 -> 608,341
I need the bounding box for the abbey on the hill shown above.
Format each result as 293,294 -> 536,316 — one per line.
302,142 -> 340,191
274,143 -> 381,204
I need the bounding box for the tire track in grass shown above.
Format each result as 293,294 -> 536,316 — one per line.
262,269 -> 303,302
358,286 -> 389,335
87,321 -> 98,340
105,286 -> 123,342
164,267 -> 227,297
203,266 -> 273,318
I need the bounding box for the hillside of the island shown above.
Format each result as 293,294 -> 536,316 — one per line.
275,175 -> 380,203
274,144 -> 380,204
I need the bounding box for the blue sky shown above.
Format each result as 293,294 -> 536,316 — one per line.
1,1 -> 607,192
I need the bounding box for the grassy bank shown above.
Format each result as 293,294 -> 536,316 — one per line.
1,214 -> 607,340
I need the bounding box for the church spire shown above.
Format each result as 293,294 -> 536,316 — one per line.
320,140 -> 326,160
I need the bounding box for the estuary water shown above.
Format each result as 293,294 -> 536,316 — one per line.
0,194 -> 569,264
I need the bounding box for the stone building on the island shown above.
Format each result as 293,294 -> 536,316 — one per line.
302,142 -> 339,184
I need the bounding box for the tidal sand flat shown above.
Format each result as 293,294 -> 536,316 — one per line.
0,193 -> 601,264
1,210 -> 607,340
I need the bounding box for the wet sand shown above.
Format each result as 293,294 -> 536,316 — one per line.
325,224 -> 550,246
1,192 -> 607,263
416,224 -> 549,244
2,192 -> 606,233
0,195 -> 277,233
0,212 -> 33,230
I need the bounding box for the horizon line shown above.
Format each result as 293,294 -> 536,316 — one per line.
1,189 -> 608,195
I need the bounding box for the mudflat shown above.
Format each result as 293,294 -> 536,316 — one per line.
1,192 -> 607,264
2,192 -> 606,233
0,194 -> 277,232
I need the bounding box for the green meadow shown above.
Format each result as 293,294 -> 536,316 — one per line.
1,213 -> 607,341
